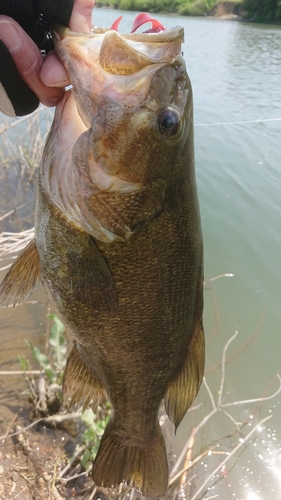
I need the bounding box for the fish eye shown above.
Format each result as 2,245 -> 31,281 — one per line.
157,108 -> 181,138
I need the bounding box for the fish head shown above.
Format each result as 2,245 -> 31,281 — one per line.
53,24 -> 192,185
44,21 -> 194,241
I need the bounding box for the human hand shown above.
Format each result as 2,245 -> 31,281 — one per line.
0,0 -> 94,115
41,0 -> 95,89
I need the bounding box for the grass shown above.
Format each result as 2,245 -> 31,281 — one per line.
19,314 -> 111,470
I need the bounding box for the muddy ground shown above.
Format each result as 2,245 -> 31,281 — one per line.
0,420 -> 96,500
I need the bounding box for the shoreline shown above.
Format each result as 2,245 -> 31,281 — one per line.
94,1 -> 244,21
94,6 -> 244,22
94,4 -> 281,25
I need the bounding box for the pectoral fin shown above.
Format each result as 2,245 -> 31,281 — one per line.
66,235 -> 117,313
164,318 -> 205,430
0,240 -> 40,307
63,342 -> 107,411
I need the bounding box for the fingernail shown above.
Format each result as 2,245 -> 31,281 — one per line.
40,55 -> 70,87
0,20 -> 21,52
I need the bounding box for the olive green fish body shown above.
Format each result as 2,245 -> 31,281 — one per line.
0,23 -> 204,498
36,159 -> 202,412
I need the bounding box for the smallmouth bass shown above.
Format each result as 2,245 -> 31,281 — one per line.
0,14 -> 205,498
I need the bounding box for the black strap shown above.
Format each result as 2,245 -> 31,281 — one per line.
0,0 -> 75,115
0,40 -> 39,115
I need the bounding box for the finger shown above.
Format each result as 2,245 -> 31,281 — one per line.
41,0 -> 95,87
40,51 -> 70,87
69,0 -> 95,32
0,16 -> 64,107
40,0 -> 95,87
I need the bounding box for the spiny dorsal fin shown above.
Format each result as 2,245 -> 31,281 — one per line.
63,342 -> 107,411
0,240 -> 40,307
164,319 -> 205,430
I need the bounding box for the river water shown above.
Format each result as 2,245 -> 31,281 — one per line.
1,9 -> 281,500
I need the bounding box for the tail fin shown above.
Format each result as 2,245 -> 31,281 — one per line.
92,419 -> 168,499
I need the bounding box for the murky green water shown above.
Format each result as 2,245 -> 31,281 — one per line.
0,9 -> 281,500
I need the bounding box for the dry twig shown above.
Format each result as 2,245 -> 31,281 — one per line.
168,330 -> 281,499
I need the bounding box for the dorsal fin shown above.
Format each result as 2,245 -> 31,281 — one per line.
0,240 -> 40,307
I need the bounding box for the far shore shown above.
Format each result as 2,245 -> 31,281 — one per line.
94,4 -> 245,22
94,6 -> 244,22
94,4 -> 281,25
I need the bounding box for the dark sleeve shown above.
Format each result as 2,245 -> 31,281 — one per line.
0,0 -> 75,116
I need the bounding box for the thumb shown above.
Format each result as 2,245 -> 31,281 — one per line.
69,0 -> 95,32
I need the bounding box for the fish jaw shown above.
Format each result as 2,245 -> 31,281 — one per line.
53,25 -> 184,126
42,24 -> 192,241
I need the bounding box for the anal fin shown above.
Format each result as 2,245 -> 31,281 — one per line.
63,342 -> 107,411
164,318 -> 205,430
0,240 -> 40,306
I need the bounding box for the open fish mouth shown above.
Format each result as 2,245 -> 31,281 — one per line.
52,14 -> 184,74
52,16 -> 184,130
53,12 -> 183,63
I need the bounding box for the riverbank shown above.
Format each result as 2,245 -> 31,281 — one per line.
210,0 -> 245,19
95,0 -> 246,20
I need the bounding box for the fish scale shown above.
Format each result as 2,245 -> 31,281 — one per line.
0,18 -> 204,499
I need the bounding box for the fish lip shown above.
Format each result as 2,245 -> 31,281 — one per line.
51,23 -> 67,45
52,24 -> 184,45
91,24 -> 185,43
52,24 -> 184,79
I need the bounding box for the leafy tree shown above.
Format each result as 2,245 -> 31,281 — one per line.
242,0 -> 281,21
97,0 -> 281,22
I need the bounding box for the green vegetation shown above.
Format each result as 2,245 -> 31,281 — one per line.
96,0 -> 242,16
18,313 -> 68,416
97,0 -> 232,16
25,314 -> 67,385
18,313 -> 112,481
97,0 -> 281,21
242,0 -> 281,21
80,406 -> 111,468
115,0 -> 220,16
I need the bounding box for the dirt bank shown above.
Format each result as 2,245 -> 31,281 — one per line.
210,1 -> 245,19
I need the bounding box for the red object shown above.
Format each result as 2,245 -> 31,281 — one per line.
131,13 -> 166,33
110,12 -> 166,33
110,15 -> 123,31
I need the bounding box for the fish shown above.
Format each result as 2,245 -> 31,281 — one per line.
0,13 -> 205,499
